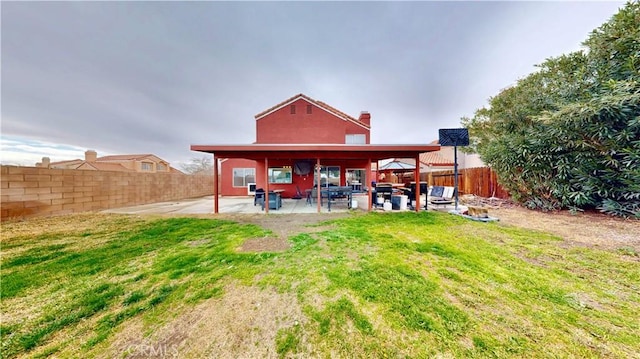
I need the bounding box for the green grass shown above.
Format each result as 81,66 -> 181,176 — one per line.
1,212 -> 638,358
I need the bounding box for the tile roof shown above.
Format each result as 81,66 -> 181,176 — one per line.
254,93 -> 370,129
97,154 -> 155,161
49,159 -> 84,166
80,162 -> 133,172
420,152 -> 454,166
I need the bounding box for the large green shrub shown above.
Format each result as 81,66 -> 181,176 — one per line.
464,2 -> 639,217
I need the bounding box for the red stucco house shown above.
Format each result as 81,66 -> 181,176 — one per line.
192,94 -> 439,213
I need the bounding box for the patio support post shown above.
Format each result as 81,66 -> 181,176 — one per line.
213,154 -> 219,214
414,153 -> 421,212
316,158 -> 321,213
264,157 -> 269,214
367,157 -> 372,211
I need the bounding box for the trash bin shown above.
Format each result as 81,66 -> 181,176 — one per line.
400,195 -> 408,210
391,195 -> 401,210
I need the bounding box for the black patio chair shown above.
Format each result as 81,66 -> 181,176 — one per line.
406,182 -> 429,210
254,188 -> 265,206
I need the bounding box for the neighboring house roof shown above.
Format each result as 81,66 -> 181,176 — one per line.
45,152 -> 176,172
97,154 -> 162,162
254,93 -> 371,130
49,159 -> 84,167
77,162 -> 134,171
420,152 -> 454,166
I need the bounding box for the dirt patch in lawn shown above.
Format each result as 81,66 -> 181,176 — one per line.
221,213 -> 351,238
104,284 -> 307,359
491,206 -> 640,251
238,237 -> 291,252
218,213 -> 351,252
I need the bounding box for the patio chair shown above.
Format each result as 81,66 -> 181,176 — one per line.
261,192 -> 282,210
405,182 -> 429,210
292,186 -> 304,200
254,188 -> 265,206
429,186 -> 454,207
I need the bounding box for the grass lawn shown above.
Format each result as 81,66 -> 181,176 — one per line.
1,212 -> 638,358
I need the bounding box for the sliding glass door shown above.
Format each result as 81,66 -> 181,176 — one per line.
313,166 -> 340,187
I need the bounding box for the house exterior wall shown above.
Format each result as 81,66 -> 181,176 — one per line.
217,96 -> 372,197
253,159 -> 371,198
433,147 -> 485,169
256,98 -> 369,144
1,165 -> 214,220
220,158 -> 258,196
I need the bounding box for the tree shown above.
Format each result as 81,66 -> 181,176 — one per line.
180,156 -> 213,175
464,1 -> 639,217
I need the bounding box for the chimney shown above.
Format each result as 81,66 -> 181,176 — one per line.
36,157 -> 50,168
358,111 -> 371,127
85,150 -> 97,162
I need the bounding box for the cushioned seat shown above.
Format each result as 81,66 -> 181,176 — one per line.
262,192 -> 282,210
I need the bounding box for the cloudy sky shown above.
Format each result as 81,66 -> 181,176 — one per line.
1,1 -> 624,168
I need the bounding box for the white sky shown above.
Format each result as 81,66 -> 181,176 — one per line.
1,1 -> 625,168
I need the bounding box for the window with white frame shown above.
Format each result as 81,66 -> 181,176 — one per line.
345,134 -> 366,144
233,168 -> 256,187
157,163 -> 167,171
268,166 -> 292,184
141,162 -> 153,171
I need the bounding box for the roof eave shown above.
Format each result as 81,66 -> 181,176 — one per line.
191,144 -> 440,161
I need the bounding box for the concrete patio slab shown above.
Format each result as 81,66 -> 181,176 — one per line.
103,196 -> 355,215
102,195 -> 461,216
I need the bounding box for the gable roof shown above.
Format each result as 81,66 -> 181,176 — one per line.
254,93 -> 371,130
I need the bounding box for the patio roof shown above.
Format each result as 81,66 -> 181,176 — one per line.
190,143 -> 439,214
190,143 -> 440,161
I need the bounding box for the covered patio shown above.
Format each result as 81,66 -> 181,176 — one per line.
190,144 -> 440,213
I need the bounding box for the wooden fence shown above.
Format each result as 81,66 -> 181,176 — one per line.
423,167 -> 510,199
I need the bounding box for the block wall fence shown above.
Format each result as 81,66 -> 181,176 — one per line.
1,166 -> 214,220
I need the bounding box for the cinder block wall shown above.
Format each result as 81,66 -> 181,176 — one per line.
1,166 -> 214,220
